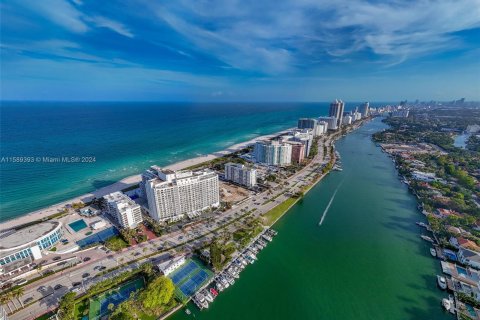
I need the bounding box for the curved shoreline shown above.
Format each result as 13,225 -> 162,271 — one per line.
0,128 -> 292,231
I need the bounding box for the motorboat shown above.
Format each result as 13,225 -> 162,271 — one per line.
442,296 -> 455,314
437,275 -> 447,290
421,235 -> 434,243
430,248 -> 437,257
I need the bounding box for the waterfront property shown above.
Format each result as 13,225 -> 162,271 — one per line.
253,140 -> 292,166
317,116 -> 338,131
144,167 -> 220,222
224,163 -> 257,188
0,221 -> 63,274
104,191 -> 143,229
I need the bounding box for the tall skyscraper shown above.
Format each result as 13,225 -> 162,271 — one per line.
360,102 -> 370,117
145,169 -> 219,222
329,99 -> 345,128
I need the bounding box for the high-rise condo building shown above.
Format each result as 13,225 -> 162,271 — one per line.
342,115 -> 353,125
145,169 -> 220,222
253,140 -> 292,166
316,121 -> 328,134
297,118 -> 319,136
329,99 -> 345,128
224,163 -> 257,188
104,191 -> 143,229
360,102 -> 370,117
318,116 -> 338,130
289,142 -> 305,164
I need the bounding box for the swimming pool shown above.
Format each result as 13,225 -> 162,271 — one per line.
69,219 -> 88,232
456,265 -> 468,277
466,304 -> 476,317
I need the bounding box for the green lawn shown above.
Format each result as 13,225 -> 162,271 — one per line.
74,299 -> 89,320
105,235 -> 129,251
263,197 -> 298,226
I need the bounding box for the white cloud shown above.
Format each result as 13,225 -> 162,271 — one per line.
151,0 -> 480,73
89,16 -> 134,38
28,0 -> 88,33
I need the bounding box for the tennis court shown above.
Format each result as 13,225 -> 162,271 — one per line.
168,259 -> 212,302
88,277 -> 144,320
171,261 -> 197,283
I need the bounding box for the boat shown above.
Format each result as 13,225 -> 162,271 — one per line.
430,248 -> 437,257
442,296 -> 455,314
416,222 -> 428,228
421,235 -> 434,243
215,281 -> 224,292
437,275 -> 447,290
210,287 -> 218,297
203,290 -> 214,302
262,234 -> 273,242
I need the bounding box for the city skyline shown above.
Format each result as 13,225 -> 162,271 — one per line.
1,0 -> 480,102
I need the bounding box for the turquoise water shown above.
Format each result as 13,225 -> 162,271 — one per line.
1,102 -> 386,222
68,219 -> 88,232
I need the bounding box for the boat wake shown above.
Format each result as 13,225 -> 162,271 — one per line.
318,180 -> 344,226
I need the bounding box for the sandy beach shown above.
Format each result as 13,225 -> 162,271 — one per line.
0,128 -> 292,231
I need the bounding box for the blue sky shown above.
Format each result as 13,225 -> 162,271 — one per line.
1,0 -> 480,101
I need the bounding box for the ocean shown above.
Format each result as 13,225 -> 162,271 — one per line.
0,102 -> 375,222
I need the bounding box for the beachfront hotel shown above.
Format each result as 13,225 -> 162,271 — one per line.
103,191 -> 143,229
0,221 -> 63,275
144,168 -> 220,222
253,140 -> 292,166
224,163 -> 257,188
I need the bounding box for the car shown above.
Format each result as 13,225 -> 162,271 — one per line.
52,256 -> 61,261
54,284 -> 64,290
134,252 -> 141,256
72,282 -> 81,287
83,257 -> 91,262
38,286 -> 48,292
15,278 -> 28,286
82,273 -> 90,278
23,297 -> 34,304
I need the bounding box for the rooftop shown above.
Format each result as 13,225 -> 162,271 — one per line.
0,221 -> 61,252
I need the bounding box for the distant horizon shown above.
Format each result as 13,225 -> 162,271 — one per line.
1,99 -> 478,104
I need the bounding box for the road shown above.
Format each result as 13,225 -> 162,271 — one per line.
6,124 -> 357,320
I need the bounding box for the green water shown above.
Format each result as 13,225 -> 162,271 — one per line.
170,118 -> 451,320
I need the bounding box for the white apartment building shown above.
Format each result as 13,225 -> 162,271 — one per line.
104,191 -> 143,229
342,115 -> 353,125
145,169 -> 220,222
318,116 -> 338,130
353,111 -> 362,121
224,163 -> 257,188
253,140 -> 292,166
316,121 -> 328,134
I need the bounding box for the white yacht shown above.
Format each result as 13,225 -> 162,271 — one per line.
437,275 -> 447,290
430,248 -> 437,257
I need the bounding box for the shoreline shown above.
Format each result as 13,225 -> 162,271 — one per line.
0,128 -> 293,231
